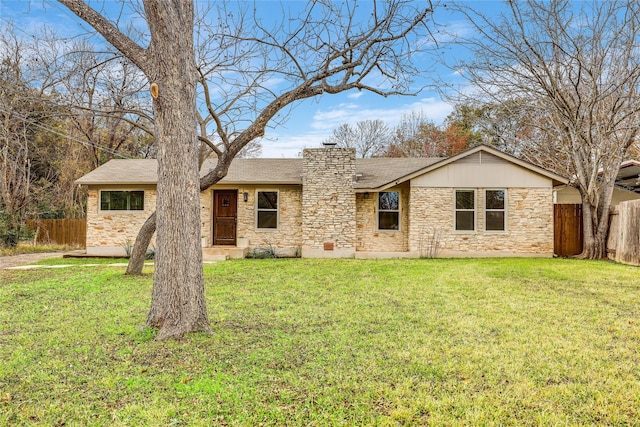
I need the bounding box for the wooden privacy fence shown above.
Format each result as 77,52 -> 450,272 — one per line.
26,219 -> 86,247
554,204 -> 583,257
608,200 -> 640,266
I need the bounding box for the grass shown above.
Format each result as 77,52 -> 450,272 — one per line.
34,257 -> 133,266
1,258 -> 639,426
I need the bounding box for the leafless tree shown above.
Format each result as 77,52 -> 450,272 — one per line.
451,0 -> 640,259
453,100 -> 569,172
53,40 -> 155,167
0,24 -> 152,224
58,0 -> 437,340
0,129 -> 31,246
0,30 -> 47,243
323,120 -> 391,157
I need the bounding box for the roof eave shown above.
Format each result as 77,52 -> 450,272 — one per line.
212,180 -> 302,186
75,180 -> 158,186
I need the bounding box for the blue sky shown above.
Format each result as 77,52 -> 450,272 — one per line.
0,1 -> 496,158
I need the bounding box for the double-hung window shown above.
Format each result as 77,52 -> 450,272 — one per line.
455,189 -> 475,231
378,191 -> 400,230
257,191 -> 278,229
485,189 -> 506,231
100,190 -> 144,211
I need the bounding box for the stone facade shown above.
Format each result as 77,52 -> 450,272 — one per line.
82,147 -> 556,258
85,186 -> 157,256
355,184 -> 409,252
408,187 -> 554,257
301,148 -> 356,257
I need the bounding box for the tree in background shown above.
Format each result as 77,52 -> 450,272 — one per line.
322,108 -> 480,159
379,110 -> 474,157
443,101 -> 571,175
0,23 -> 159,228
58,41 -> 156,168
322,120 -> 391,157
0,28 -> 73,245
57,0 -> 437,340
452,0 -> 640,259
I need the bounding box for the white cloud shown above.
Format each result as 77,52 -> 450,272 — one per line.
260,133 -> 328,158
347,91 -> 364,100
311,97 -> 454,132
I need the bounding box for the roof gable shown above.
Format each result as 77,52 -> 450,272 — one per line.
371,145 -> 568,190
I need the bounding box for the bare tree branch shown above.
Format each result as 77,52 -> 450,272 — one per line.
57,0 -> 148,72
450,0 -> 640,259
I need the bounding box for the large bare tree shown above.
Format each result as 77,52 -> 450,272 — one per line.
58,0 -> 436,340
452,0 -> 640,259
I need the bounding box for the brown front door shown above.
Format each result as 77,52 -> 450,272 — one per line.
213,190 -> 237,245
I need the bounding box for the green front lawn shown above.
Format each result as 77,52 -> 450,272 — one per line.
1,258 -> 638,426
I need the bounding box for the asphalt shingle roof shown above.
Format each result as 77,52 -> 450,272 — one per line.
76,157 -> 442,190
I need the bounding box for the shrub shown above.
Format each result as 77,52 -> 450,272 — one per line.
248,246 -> 278,259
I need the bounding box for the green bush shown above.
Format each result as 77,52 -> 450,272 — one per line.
0,212 -> 19,247
248,246 -> 278,259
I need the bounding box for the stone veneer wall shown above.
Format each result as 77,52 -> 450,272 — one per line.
355,184 -> 409,252
302,148 -> 356,257
201,185 -> 303,255
85,186 -> 157,255
409,187 -> 553,256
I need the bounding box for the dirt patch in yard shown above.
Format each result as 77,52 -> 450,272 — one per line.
0,252 -> 68,269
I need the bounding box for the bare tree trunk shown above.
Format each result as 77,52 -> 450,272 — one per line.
142,1 -> 211,339
579,199 -> 611,260
125,211 -> 156,275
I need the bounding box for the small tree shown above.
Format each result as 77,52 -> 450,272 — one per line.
452,0 -> 640,259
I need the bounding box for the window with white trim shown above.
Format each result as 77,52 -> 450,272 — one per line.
100,190 -> 144,211
455,189 -> 475,231
485,189 -> 506,231
378,191 -> 400,230
257,191 -> 278,229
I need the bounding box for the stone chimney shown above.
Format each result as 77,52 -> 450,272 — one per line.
301,146 -> 356,258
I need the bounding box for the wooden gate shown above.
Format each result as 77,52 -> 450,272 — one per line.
554,204 -> 583,257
